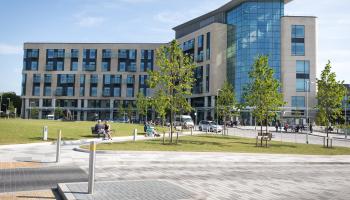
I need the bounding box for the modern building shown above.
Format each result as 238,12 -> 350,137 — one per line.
21,0 -> 317,124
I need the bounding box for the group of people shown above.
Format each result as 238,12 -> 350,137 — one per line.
275,123 -> 313,133
94,120 -> 113,140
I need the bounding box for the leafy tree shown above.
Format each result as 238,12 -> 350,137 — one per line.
116,103 -> 125,119
54,107 -> 64,119
0,92 -> 21,115
316,61 -> 347,147
152,90 -> 168,126
243,55 -> 285,134
31,107 -> 39,119
136,92 -> 149,123
216,81 -> 237,132
126,103 -> 134,123
148,40 -> 196,143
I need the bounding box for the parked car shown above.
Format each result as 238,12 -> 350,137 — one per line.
199,120 -> 223,132
175,115 -> 194,129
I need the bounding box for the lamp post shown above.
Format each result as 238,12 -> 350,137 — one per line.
345,96 -> 348,139
7,98 -> 10,119
306,80 -> 315,144
216,89 -> 222,134
194,112 -> 197,131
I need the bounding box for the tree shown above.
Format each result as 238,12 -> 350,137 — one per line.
216,81 -> 237,133
54,107 -> 64,119
117,103 -> 125,119
136,92 -> 149,123
126,103 -> 134,123
243,55 -> 285,134
316,61 -> 347,147
0,92 -> 21,116
152,90 -> 168,126
148,40 -> 196,143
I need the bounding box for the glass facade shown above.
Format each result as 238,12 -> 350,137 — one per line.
226,0 -> 284,102
292,25 -> 305,56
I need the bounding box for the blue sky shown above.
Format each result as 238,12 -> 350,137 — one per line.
0,0 -> 349,94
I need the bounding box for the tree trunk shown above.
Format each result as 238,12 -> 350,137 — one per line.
170,109 -> 173,144
326,125 -> 329,148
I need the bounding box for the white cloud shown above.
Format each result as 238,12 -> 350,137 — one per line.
0,44 -> 22,55
75,13 -> 105,28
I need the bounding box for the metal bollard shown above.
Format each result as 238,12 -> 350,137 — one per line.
56,130 -> 61,163
133,129 -> 137,142
88,141 -> 96,194
43,126 -> 48,141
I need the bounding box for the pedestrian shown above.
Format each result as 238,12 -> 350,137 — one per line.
275,123 -> 279,132
104,121 -> 113,140
310,123 -> 313,133
94,120 -> 106,137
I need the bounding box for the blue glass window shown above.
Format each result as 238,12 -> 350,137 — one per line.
90,87 -> 97,97
33,86 -> 40,96
102,62 -> 110,72
44,87 -> 51,96
292,25 -> 305,56
67,87 -> 74,96
127,87 -> 134,97
292,96 -> 305,108
113,87 -> 121,97
119,62 -> 126,72
71,61 -> 78,71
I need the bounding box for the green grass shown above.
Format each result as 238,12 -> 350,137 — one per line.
0,119 -> 157,145
86,135 -> 350,155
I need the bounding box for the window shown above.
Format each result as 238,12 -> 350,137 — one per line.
130,62 -> 136,72
47,49 -> 54,58
127,75 -> 134,84
44,74 -> 52,83
292,96 -> 305,108
198,35 -> 204,48
33,74 -> 41,83
57,61 -> 64,71
292,25 -> 305,56
102,62 -> 110,72
141,62 -> 145,72
104,75 -> 111,84
71,61 -> 78,71
33,86 -> 40,96
127,87 -> 134,97
80,87 -> 85,97
113,75 -> 121,84
90,87 -> 97,97
113,87 -> 121,97
103,87 -> 111,96
44,87 -> 51,96
206,32 -> 211,60
67,87 -> 74,96
80,75 -> 85,84
90,74 -> 98,84
31,61 -> 38,70
296,60 -> 310,92
119,62 -> 126,72
129,50 -> 136,59
89,49 -> 96,59
119,49 -> 127,59
71,49 -> 79,58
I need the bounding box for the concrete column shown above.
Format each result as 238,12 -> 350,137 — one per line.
109,99 -> 114,120
38,98 -> 43,119
211,96 -> 215,119
83,111 -> 87,121
24,99 -> 29,119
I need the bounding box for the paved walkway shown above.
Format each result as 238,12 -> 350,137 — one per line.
0,128 -> 350,199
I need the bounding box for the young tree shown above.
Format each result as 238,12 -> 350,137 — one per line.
216,81 -> 237,133
54,107 -> 64,119
117,103 -> 125,119
244,55 -> 285,134
316,61 -> 347,147
148,40 -> 196,143
152,90 -> 168,126
136,92 -> 149,123
126,103 -> 134,123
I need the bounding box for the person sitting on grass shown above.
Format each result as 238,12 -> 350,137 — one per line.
104,121 -> 113,140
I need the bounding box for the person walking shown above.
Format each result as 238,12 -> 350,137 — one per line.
310,123 -> 313,133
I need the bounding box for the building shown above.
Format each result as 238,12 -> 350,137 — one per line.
21,0 -> 317,124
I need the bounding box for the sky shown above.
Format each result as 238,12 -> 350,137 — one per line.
0,0 -> 349,94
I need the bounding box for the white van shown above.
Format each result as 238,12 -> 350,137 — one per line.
47,115 -> 55,120
175,115 -> 194,129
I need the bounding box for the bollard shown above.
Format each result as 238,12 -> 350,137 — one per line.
88,141 -> 96,194
56,130 -> 61,163
43,126 -> 48,141
133,129 -> 137,142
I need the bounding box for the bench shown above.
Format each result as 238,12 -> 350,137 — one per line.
256,132 -> 272,147
91,127 -> 102,138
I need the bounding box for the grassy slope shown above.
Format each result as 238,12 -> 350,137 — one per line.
0,119 -> 149,145
90,135 -> 350,155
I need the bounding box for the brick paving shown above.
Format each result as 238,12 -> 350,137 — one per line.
0,162 -> 41,169
0,190 -> 57,200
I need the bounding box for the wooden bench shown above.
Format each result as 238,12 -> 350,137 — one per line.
256,132 -> 272,147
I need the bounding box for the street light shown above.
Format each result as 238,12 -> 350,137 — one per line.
194,111 -> 197,131
216,89 -> 222,134
7,98 -> 10,119
306,80 -> 315,144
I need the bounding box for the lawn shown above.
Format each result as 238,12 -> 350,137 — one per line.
0,119 -> 154,145
87,135 -> 350,155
